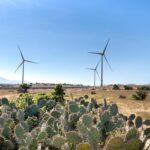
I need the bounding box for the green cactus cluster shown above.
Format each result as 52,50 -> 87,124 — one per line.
106,128 -> 143,150
0,94 -> 149,150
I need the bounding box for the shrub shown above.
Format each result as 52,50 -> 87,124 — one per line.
119,95 -> 126,99
84,95 -> 89,99
51,84 -> 65,105
91,91 -> 96,95
124,85 -> 133,90
32,93 -> 51,104
18,84 -> 32,93
138,86 -> 150,91
132,89 -> 148,100
16,93 -> 33,109
112,84 -> 120,90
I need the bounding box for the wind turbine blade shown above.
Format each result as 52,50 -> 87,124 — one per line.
88,52 -> 103,55
103,39 -> 110,54
96,70 -> 101,81
25,60 -> 38,64
15,62 -> 23,72
104,55 -> 112,71
17,45 -> 24,60
95,59 -> 101,70
86,68 -> 95,70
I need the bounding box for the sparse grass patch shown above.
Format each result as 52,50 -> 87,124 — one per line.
136,112 -> 150,120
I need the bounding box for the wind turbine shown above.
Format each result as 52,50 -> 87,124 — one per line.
15,46 -> 38,84
86,61 -> 101,87
88,39 -> 112,87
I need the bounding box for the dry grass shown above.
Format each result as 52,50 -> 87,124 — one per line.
65,88 -> 150,119
0,87 -> 150,119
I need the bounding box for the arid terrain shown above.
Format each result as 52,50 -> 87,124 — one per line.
0,87 -> 150,119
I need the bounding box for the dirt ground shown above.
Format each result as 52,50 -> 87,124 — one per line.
0,87 -> 150,119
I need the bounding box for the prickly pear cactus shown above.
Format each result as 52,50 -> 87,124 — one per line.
52,136 -> 66,148
20,121 -> 29,132
11,112 -> 17,120
106,137 -> 125,150
125,139 -> 143,150
46,126 -> 56,138
77,121 -> 88,137
87,103 -> 94,112
125,128 -> 138,142
105,121 -> 116,132
46,100 -> 56,110
2,140 -> 14,150
79,106 -> 87,115
69,103 -> 79,113
66,131 -> 82,144
129,114 -> 135,121
2,127 -> 11,139
101,110 -> 111,124
0,117 -> 5,127
1,98 -> 9,105
87,127 -> 100,150
82,114 -> 93,128
76,143 -> 92,150
135,116 -> 142,128
143,119 -> 150,126
110,104 -> 118,116
37,99 -> 46,108
116,118 -> 125,128
69,113 -> 79,123
15,124 -> 25,139
37,131 -> 47,142
19,147 -> 28,150
17,109 -> 25,122
47,116 -> 55,126
51,111 -> 61,119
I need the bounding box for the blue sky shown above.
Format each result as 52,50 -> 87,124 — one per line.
0,0 -> 150,85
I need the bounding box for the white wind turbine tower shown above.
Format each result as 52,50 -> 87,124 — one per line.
88,39 -> 112,87
86,60 -> 101,87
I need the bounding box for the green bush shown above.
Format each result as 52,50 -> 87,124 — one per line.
84,95 -> 89,99
124,85 -> 133,90
138,86 -> 150,91
18,84 -> 32,93
119,95 -> 126,99
16,93 -> 33,109
51,84 -> 65,105
91,91 -> 96,95
112,84 -> 120,90
32,93 -> 51,104
132,89 -> 148,100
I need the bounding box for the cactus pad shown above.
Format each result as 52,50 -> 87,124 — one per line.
66,131 -> 82,144
69,104 -> 79,113
110,104 -> 118,116
76,143 -> 92,150
106,137 -> 125,150
125,139 -> 143,150
52,136 -> 66,148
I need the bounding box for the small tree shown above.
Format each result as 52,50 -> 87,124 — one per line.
19,83 -> 32,93
112,84 -> 120,90
52,84 -> 65,105
124,85 -> 133,90
138,86 -> 150,91
132,89 -> 148,100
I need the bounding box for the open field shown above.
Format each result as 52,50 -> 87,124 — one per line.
0,87 -> 150,119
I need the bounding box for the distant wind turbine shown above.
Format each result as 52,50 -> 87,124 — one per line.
15,46 -> 38,84
88,39 -> 112,87
86,61 -> 101,87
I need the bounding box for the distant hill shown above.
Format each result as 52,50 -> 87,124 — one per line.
0,77 -> 21,84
